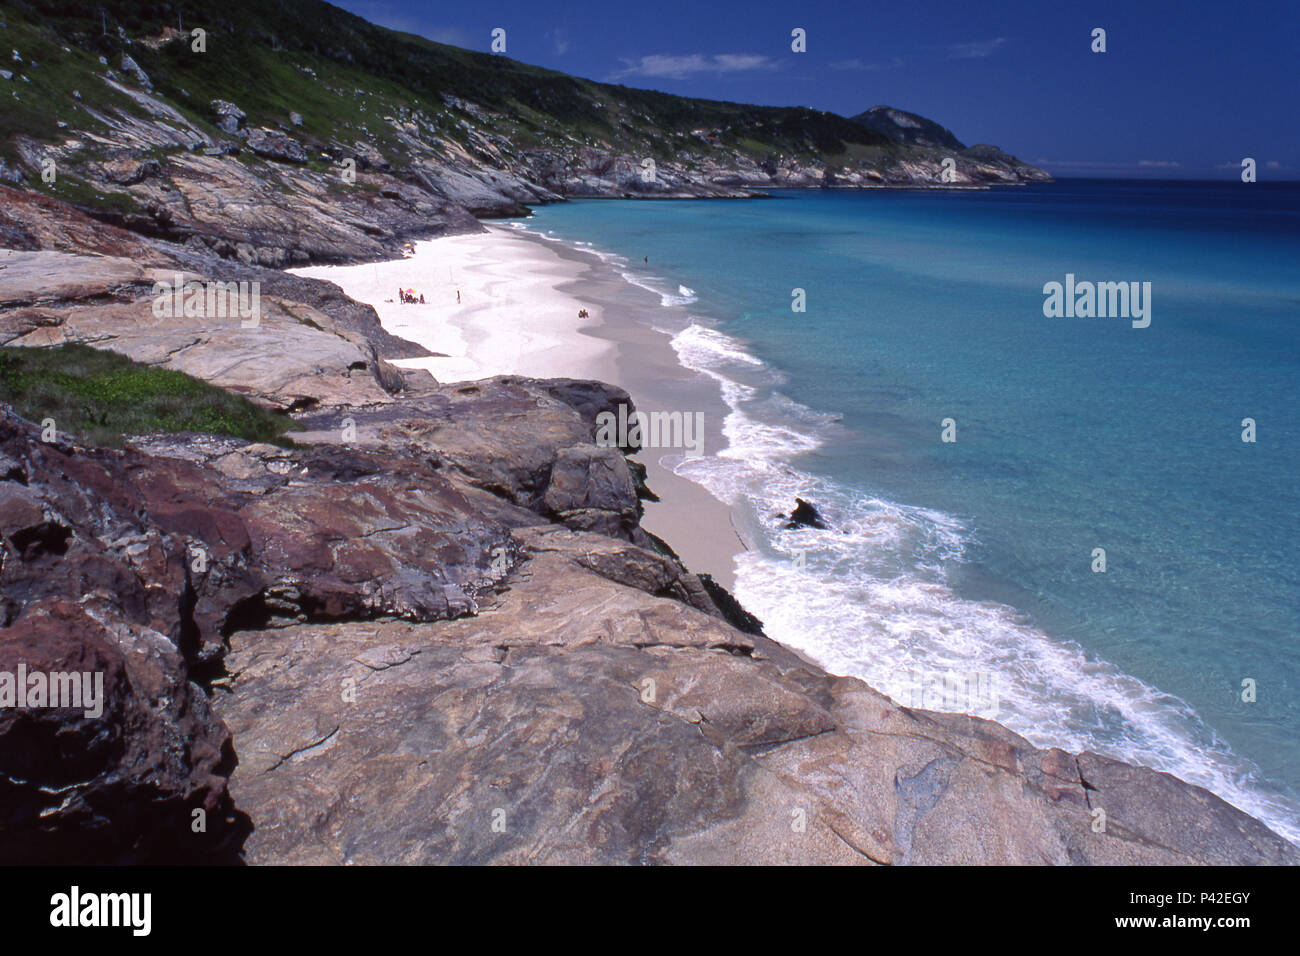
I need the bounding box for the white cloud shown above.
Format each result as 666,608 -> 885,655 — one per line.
830,56 -> 904,72
608,53 -> 778,80
1215,160 -> 1287,169
1036,159 -> 1200,173
549,28 -> 570,55
948,38 -> 1009,59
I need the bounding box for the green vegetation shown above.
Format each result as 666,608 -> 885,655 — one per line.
0,343 -> 299,447
34,174 -> 146,215
2,0 -> 889,177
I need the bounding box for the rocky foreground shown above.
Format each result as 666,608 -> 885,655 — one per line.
0,187 -> 1296,865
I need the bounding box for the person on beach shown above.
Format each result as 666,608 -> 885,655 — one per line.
457,290 -> 461,304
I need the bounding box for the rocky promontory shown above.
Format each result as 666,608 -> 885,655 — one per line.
0,185 -> 1295,866
2,0 -> 1051,270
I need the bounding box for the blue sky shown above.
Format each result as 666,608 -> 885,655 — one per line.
337,0 -> 1298,179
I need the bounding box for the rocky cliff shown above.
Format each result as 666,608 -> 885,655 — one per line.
2,0 -> 1049,267
0,186 -> 1295,865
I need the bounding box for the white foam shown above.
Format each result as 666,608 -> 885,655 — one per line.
672,323 -> 765,368
679,420 -> 1300,842
506,222 -> 1300,843
657,289 -> 1300,846
614,271 -> 698,307
733,535 -> 1300,846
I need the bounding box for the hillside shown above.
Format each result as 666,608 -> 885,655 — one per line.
851,105 -> 967,150
1,0 -> 1049,265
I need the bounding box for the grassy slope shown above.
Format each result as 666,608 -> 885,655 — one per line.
0,343 -> 298,447
1,0 -> 888,176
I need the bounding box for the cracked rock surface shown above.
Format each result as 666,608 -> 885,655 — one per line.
213,525 -> 1300,864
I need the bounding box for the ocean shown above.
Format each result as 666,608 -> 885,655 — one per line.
516,179 -> 1300,843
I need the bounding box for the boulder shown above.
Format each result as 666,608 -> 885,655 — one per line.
101,156 -> 161,185
210,99 -> 246,134
119,53 -> 151,89
244,128 -> 309,164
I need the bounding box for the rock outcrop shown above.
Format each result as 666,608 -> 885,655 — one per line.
215,563 -> 1300,864
0,234 -> 1295,862
4,356 -> 1292,864
784,498 -> 829,530
0,600 -> 242,864
1,2 -> 1050,270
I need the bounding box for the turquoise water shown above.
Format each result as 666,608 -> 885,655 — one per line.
521,181 -> 1300,842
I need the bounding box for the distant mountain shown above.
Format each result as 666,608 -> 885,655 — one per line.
0,0 -> 1050,266
850,105 -> 966,150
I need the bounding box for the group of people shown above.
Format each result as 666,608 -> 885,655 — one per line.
391,289 -> 585,314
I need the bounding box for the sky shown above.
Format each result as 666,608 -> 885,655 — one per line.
336,0 -> 1299,179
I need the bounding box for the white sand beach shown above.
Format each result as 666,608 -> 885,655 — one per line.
291,227 -> 619,385
290,224 -> 747,588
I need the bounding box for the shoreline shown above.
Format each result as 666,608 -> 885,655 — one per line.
291,215 -> 1300,849
280,180 -> 1052,275
290,225 -> 748,590
5,185 -> 1298,863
